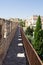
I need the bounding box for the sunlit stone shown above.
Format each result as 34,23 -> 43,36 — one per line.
18,43 -> 23,46
18,38 -> 22,41
17,53 -> 25,57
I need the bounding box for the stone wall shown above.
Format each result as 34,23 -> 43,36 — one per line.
20,27 -> 43,65
0,22 -> 18,65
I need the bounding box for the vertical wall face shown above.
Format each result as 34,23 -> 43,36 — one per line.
0,19 -> 4,40
9,21 -> 12,32
0,18 -> 18,39
0,19 -> 11,39
0,25 -> 2,40
3,22 -> 7,38
3,20 -> 13,38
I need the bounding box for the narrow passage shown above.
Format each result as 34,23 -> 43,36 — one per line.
2,27 -> 28,65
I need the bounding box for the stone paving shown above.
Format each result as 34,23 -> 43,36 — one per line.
2,27 -> 28,65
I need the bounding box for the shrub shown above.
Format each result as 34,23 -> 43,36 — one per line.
25,26 -> 33,36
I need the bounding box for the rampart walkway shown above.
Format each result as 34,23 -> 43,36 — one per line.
2,27 -> 28,65
0,25 -> 43,65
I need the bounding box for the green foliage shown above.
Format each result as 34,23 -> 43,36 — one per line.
19,21 -> 24,27
33,15 -> 43,60
19,19 -> 25,27
34,15 -> 42,40
26,35 -> 33,43
25,26 -> 33,36
34,30 -> 43,55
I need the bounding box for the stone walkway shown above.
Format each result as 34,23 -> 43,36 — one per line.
2,27 -> 28,65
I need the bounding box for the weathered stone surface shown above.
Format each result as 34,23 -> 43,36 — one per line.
2,27 -> 27,65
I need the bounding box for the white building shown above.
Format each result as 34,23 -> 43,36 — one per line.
28,15 -> 43,29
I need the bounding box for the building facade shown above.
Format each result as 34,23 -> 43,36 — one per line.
28,15 -> 43,29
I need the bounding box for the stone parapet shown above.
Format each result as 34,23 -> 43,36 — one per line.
20,27 -> 43,65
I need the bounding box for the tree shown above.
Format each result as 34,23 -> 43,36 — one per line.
25,26 -> 33,36
19,19 -> 25,27
34,15 -> 42,40
33,15 -> 43,60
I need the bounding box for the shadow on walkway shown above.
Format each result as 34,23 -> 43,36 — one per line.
2,27 -> 29,65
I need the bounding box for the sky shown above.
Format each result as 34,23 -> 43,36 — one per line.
0,0 -> 43,19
